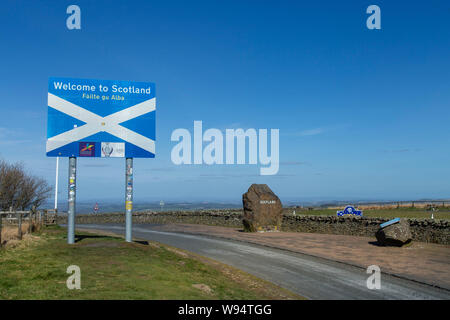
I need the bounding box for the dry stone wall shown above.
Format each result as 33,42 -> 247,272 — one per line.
56,210 -> 450,245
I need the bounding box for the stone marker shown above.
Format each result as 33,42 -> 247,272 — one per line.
375,218 -> 412,247
242,184 -> 283,232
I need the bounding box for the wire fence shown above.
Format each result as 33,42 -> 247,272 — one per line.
0,209 -> 57,247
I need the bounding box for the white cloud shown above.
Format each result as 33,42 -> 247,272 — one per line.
283,127 -> 326,137
297,127 -> 324,136
0,127 -> 32,145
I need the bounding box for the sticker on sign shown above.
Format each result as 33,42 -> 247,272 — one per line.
46,77 -> 156,158
101,142 -> 125,157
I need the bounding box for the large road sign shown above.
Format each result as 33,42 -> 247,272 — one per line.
46,77 -> 155,158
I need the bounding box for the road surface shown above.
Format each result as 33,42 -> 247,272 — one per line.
74,223 -> 450,300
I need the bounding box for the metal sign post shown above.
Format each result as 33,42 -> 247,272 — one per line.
68,157 -> 76,244
125,158 -> 133,242
54,157 -> 59,210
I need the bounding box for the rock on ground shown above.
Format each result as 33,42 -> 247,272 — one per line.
242,184 -> 283,232
375,218 -> 412,247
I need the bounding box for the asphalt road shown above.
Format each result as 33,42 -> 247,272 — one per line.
75,223 -> 450,300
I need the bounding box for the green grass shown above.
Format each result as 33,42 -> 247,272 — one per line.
285,207 -> 450,220
0,226 -> 301,300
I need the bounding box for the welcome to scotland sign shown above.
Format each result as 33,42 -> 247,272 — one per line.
46,77 -> 155,158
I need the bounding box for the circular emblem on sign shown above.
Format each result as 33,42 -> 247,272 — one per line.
102,143 -> 113,157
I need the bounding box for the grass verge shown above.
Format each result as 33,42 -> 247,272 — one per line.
0,226 -> 303,300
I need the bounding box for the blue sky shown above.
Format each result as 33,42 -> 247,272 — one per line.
0,0 -> 449,205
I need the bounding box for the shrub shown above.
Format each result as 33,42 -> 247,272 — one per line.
0,160 -> 52,211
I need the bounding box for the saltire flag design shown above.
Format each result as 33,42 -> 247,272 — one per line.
46,77 -> 155,158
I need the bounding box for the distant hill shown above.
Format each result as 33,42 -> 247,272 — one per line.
53,201 -> 242,214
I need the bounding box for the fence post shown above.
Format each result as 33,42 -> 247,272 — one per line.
28,213 -> 31,234
17,212 -> 22,240
30,206 -> 36,233
38,211 -> 42,230
0,213 -> 3,248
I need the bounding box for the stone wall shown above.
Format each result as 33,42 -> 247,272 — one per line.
282,215 -> 449,245
57,210 -> 450,245
57,210 -> 243,227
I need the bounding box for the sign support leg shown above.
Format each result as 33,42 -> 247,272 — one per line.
55,157 -> 59,210
125,158 -> 133,242
68,157 -> 77,244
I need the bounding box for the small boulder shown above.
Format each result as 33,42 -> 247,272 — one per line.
375,218 -> 412,247
242,184 -> 283,232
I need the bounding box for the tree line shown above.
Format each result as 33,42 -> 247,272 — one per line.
0,160 -> 52,211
